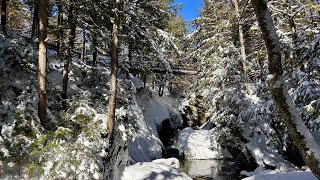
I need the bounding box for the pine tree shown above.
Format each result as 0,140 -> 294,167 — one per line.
57,0 -> 63,54
233,0 -> 251,95
31,0 -> 39,42
61,1 -> 76,110
107,0 -> 120,141
1,0 -> 6,34
38,0 -> 48,128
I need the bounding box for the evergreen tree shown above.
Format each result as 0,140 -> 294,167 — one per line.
107,0 -> 120,142
1,0 -> 6,34
61,0 -> 76,110
31,0 -> 39,41
38,0 -> 48,128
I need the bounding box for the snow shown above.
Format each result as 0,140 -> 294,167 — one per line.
128,77 -> 183,163
242,171 -> 317,180
127,102 -> 163,163
122,158 -> 192,180
283,87 -> 320,161
311,35 -> 320,51
178,127 -> 231,159
246,133 -> 294,171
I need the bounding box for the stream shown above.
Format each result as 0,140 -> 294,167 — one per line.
163,144 -> 241,179
158,95 -> 242,179
180,159 -> 241,180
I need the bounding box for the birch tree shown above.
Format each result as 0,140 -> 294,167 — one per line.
251,0 -> 320,177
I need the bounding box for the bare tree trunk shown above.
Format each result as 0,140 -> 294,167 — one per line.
252,0 -> 320,177
233,0 -> 251,95
107,0 -> 120,141
61,2 -> 75,110
31,0 -> 39,42
1,0 -> 6,34
38,0 -> 48,129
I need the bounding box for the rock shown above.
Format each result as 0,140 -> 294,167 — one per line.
178,127 -> 232,160
157,119 -> 175,145
227,145 -> 258,171
180,96 -> 209,127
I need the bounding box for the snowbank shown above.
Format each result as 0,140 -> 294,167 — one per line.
127,102 -> 163,163
122,158 -> 192,180
246,133 -> 294,171
242,171 -> 317,180
128,77 -> 183,163
178,127 -> 231,159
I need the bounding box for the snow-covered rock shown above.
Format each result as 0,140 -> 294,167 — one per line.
178,127 -> 231,159
128,85 -> 183,163
127,102 -> 163,163
122,158 -> 192,180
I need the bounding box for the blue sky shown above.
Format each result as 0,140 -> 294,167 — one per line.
173,0 -> 202,21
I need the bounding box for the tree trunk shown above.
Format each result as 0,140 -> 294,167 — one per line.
251,0 -> 320,177
81,27 -> 86,61
61,1 -> 75,110
107,0 -> 121,141
233,0 -> 251,95
70,6 -> 76,49
1,0 -> 6,34
31,0 -> 39,42
38,0 -> 48,129
92,35 -> 97,68
57,0 -> 63,54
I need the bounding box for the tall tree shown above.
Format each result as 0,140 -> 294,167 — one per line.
107,0 -> 120,141
38,0 -> 48,128
92,34 -> 97,68
81,27 -> 86,61
252,0 -> 320,177
1,0 -> 6,34
57,0 -> 63,54
233,0 -> 252,95
61,1 -> 76,109
31,0 -> 39,41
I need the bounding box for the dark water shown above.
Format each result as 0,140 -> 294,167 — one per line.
162,130 -> 241,180
180,159 -> 241,180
